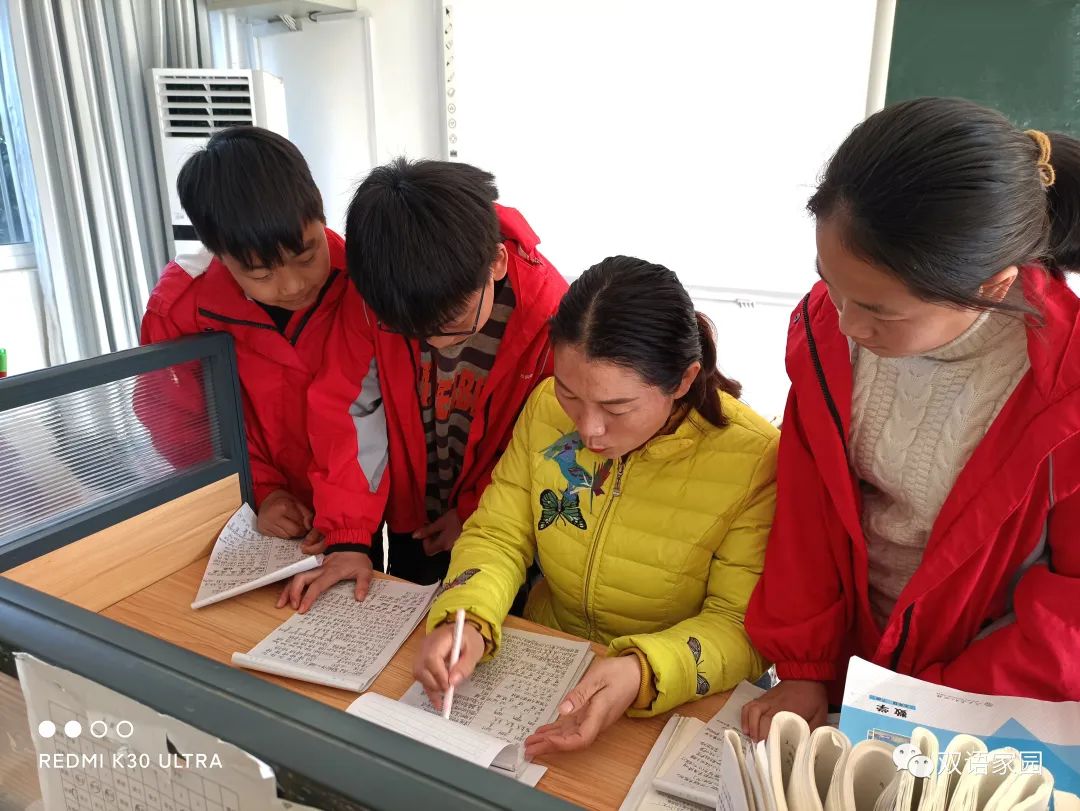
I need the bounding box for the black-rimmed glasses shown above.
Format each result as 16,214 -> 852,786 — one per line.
377,280 -> 488,338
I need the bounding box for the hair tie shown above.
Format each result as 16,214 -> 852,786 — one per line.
1025,129 -> 1056,188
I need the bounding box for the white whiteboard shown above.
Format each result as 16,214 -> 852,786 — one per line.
447,0 -> 878,296
696,298 -> 793,422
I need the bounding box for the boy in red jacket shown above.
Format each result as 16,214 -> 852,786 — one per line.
280,159 -> 568,611
139,127 -> 348,540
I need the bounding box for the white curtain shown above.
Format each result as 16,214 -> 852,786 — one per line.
6,0 -> 209,363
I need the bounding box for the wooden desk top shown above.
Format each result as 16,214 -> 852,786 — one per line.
101,560 -> 730,810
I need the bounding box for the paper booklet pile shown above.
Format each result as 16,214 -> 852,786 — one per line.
623,660 -> 1080,811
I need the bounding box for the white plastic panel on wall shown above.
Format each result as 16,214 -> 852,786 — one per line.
254,17 -> 377,231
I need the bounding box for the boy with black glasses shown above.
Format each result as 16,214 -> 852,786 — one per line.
281,159 -> 566,611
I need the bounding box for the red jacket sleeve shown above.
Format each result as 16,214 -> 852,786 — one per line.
135,306 -> 217,473
745,390 -> 849,682
916,480 -> 1080,701
245,423 -> 289,509
140,301 -> 287,508
307,287 -> 390,548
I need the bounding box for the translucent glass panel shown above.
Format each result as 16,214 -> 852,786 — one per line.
0,359 -> 222,545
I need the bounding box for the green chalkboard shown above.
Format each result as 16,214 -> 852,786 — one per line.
886,0 -> 1080,133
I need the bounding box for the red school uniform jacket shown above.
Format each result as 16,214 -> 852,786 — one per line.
745,269 -> 1080,703
308,205 -> 569,549
138,227 -> 348,509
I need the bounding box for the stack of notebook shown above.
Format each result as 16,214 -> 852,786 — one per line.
623,683 -> 1073,811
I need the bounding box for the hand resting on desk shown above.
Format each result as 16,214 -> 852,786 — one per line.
277,550 -> 374,613
417,624 -> 645,756
740,678 -> 828,742
257,489 -> 317,542
299,530 -> 325,556
523,655 -> 641,758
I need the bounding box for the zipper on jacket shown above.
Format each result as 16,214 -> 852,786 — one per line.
807,294 -> 909,671
404,335 -> 428,505
889,603 -> 915,671
581,456 -> 629,640
197,271 -> 340,342
801,294 -> 848,455
288,269 -> 339,346
197,308 -> 278,331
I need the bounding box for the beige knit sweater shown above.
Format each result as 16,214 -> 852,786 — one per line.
850,312 -> 1030,628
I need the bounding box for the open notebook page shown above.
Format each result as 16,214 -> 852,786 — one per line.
348,693 -> 515,768
232,579 -> 437,692
347,695 -> 549,787
399,627 -> 594,771
192,504 -> 320,609
620,715 -> 707,811
716,732 -> 752,811
653,681 -> 766,807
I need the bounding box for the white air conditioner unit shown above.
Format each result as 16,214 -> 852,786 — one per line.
150,68 -> 288,256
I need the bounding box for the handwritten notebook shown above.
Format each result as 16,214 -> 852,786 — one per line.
398,627 -> 594,772
344,627 -> 592,775
344,693 -> 544,786
651,681 -> 766,808
350,693 -> 519,768
620,714 -> 708,811
192,504 -> 320,609
232,579 -> 437,692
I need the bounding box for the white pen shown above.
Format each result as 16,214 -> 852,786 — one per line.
442,608 -> 466,720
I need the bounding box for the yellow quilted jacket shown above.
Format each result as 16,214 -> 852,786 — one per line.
427,378 -> 778,716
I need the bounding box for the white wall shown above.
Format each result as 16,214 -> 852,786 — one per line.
207,0 -> 882,418
0,269 -> 47,374
441,0 -> 878,417
448,0 -> 877,297
253,16 -> 377,231
362,0 -> 443,163
213,2 -> 444,231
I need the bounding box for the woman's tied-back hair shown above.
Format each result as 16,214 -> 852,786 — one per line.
549,256 -> 741,427
1046,132 -> 1080,273
808,97 -> 1080,309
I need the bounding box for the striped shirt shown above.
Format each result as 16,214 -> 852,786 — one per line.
419,277 -> 516,519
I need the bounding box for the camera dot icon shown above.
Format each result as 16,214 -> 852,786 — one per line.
37,719 -> 134,739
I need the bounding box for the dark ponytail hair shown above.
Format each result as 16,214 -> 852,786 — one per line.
808,97 -> 1080,309
549,256 -> 741,427
1047,132 -> 1080,274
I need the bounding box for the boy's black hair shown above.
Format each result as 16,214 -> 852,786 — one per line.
176,126 -> 324,268
808,97 -> 1080,310
345,158 -> 501,336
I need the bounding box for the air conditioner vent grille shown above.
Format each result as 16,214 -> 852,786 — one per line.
155,73 -> 255,137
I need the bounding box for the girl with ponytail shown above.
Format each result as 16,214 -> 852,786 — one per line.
415,255 -> 779,754
743,97 -> 1080,740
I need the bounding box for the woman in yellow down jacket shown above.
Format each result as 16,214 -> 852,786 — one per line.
414,255 -> 778,755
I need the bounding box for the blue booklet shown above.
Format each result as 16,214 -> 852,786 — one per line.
839,657 -> 1080,796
